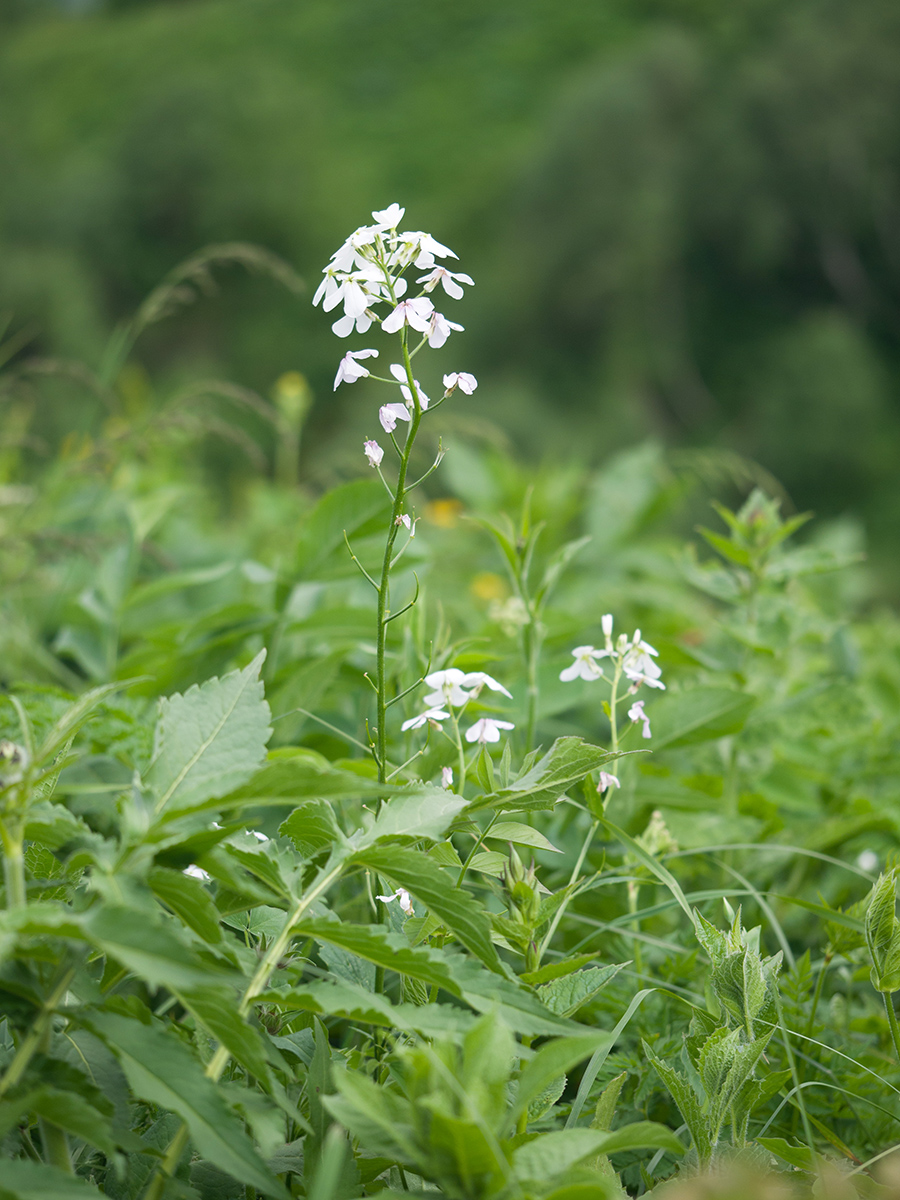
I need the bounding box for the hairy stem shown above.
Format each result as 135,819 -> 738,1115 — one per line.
884,993 -> 900,1065
0,965 -> 76,1099
374,332 -> 423,784
1,819 -> 26,910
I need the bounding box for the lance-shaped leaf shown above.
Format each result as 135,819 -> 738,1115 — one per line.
509,1034 -> 612,1127
512,1124 -> 683,1181
469,737 -> 619,813
0,1160 -> 107,1199
91,1012 -> 288,1198
352,787 -> 469,848
83,904 -> 234,991
349,844 -> 505,975
537,963 -> 627,1017
222,749 -> 387,811
297,920 -> 464,996
647,687 -> 755,750
147,650 -> 271,815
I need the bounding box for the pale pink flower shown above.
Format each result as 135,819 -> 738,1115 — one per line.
363,439 -> 384,468
400,707 -> 450,732
379,403 -> 412,433
427,311 -> 463,349
377,888 -> 414,916
443,372 -> 478,395
597,772 -> 620,794
628,700 -> 652,738
334,348 -> 378,391
441,766 -> 454,790
417,265 -> 474,300
560,646 -> 608,682
381,297 -> 434,335
465,717 -> 515,745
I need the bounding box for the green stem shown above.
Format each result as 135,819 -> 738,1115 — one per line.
0,965 -> 76,1098
374,333 -> 424,784
627,880 -> 644,977
143,859 -> 345,1200
523,608 -> 539,753
457,813 -> 500,887
537,819 -> 599,964
1,820 -> 26,909
805,949 -> 832,1042
884,993 -> 900,1065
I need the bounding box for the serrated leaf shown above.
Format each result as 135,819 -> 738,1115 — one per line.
83,904 -> 232,990
297,920 -> 464,997
537,964 -> 627,1017
643,1042 -> 710,1162
755,1137 -> 815,1171
177,984 -> 271,1080
520,953 -> 600,986
353,787 -> 469,847
0,1161 -> 107,1199
648,688 -> 755,750
148,865 -> 222,943
148,651 -> 271,814
91,1011 -> 287,1198
279,800 -> 344,857
471,738 -> 618,813
486,821 -> 562,853
350,844 -> 506,975
512,1123 -> 682,1181
511,1034 -> 611,1125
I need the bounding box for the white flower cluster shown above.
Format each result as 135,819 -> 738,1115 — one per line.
560,613 -> 663,769
312,204 -> 478,471
401,668 -> 515,746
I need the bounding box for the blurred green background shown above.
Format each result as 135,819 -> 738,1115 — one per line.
2,0 -> 899,585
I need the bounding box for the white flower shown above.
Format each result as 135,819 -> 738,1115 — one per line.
461,671 -> 513,698
628,700 -> 652,738
183,864 -> 210,881
560,645 -> 608,682
364,439 -> 384,468
597,772 -> 620,794
312,265 -> 343,310
382,297 -> 434,335
401,707 -> 450,732
443,372 -> 478,395
377,888 -> 414,916
427,311 -> 463,349
321,265 -> 383,316
857,849 -> 879,874
441,766 -> 454,789
379,403 -> 411,433
423,668 -> 472,707
417,266 -> 474,300
334,348 -> 378,391
396,513 -> 417,535
332,309 -> 376,338
465,717 -> 515,744
372,203 -> 405,229
622,631 -> 665,690
601,613 -> 613,638
390,363 -> 430,410
414,232 -> 457,262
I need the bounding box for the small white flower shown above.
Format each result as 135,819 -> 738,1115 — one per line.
560,645 -> 608,682
401,707 -> 450,732
389,363 -> 429,410
601,613 -> 614,638
372,203 -> 405,229
364,439 -> 384,468
628,700 -> 652,739
332,309 -> 376,338
622,632 -> 665,690
382,297 -> 434,335
443,371 -> 478,395
597,772 -> 620,794
379,403 -> 412,433
334,348 -> 378,391
857,849 -> 879,874
415,232 -> 457,262
183,864 -> 210,881
441,766 -> 454,789
465,717 -> 515,744
423,668 -> 472,707
396,513 -> 417,535
417,265 -> 474,300
377,888 -> 414,916
461,671 -> 513,698
427,311 -> 464,349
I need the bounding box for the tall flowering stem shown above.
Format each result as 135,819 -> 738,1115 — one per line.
313,205 -> 476,782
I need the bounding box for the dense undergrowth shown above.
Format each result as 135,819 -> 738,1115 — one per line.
1,215 -> 900,1200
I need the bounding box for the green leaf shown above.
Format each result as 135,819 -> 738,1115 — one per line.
511,1034 -> 612,1125
297,920 -> 464,996
38,681 -> 134,763
648,687 -> 756,750
177,984 -> 272,1080
0,1161 -> 106,1199
520,953 -> 600,986
755,1137 -> 815,1172
350,844 -> 506,975
537,964 -> 627,1018
487,821 -> 562,853
83,904 -> 231,990
148,650 -> 272,814
148,865 -> 223,943
643,1041 -> 711,1162
226,749 -> 386,809
472,738 -> 617,813
325,1068 -> 417,1164
279,800 -> 345,857
92,1011 -> 288,1198
0,1088 -> 118,1157
353,787 -> 469,847
296,478 -> 392,577
513,1123 -> 682,1181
